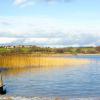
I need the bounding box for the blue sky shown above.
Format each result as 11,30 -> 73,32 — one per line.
0,0 -> 100,47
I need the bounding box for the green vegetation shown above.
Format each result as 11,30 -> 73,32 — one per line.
0,45 -> 100,55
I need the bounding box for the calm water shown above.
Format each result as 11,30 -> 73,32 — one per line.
1,55 -> 100,97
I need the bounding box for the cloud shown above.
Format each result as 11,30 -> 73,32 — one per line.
14,0 -> 27,5
0,21 -> 11,26
0,19 -> 13,26
0,34 -> 100,47
0,17 -> 100,47
13,0 -> 73,6
0,38 -> 17,44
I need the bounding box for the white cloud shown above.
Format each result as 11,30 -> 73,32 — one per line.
24,38 -> 48,43
14,0 -> 27,5
13,0 -> 73,6
20,1 -> 35,7
0,38 -> 17,44
0,16 -> 100,47
13,0 -> 35,7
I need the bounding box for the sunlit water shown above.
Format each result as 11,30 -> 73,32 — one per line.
0,55 -> 100,98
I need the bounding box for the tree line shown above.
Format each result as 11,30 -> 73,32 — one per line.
0,46 -> 100,55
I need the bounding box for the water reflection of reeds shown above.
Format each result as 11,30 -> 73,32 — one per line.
0,54 -> 91,77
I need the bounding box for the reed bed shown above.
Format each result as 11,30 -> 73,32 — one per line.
0,54 -> 90,69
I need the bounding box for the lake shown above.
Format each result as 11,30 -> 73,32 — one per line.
0,55 -> 100,98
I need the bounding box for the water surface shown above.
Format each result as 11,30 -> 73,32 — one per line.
0,55 -> 100,97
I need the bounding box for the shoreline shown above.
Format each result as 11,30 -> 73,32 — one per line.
0,53 -> 100,56
0,96 -> 100,100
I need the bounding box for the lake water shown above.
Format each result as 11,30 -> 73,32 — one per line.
1,55 -> 100,98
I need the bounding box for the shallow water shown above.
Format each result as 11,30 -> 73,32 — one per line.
0,55 -> 100,97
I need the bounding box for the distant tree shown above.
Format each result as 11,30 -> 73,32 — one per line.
55,48 -> 64,53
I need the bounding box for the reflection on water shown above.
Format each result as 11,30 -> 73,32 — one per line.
0,55 -> 100,97
0,54 -> 89,77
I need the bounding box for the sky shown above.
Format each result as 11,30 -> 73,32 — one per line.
0,0 -> 100,47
